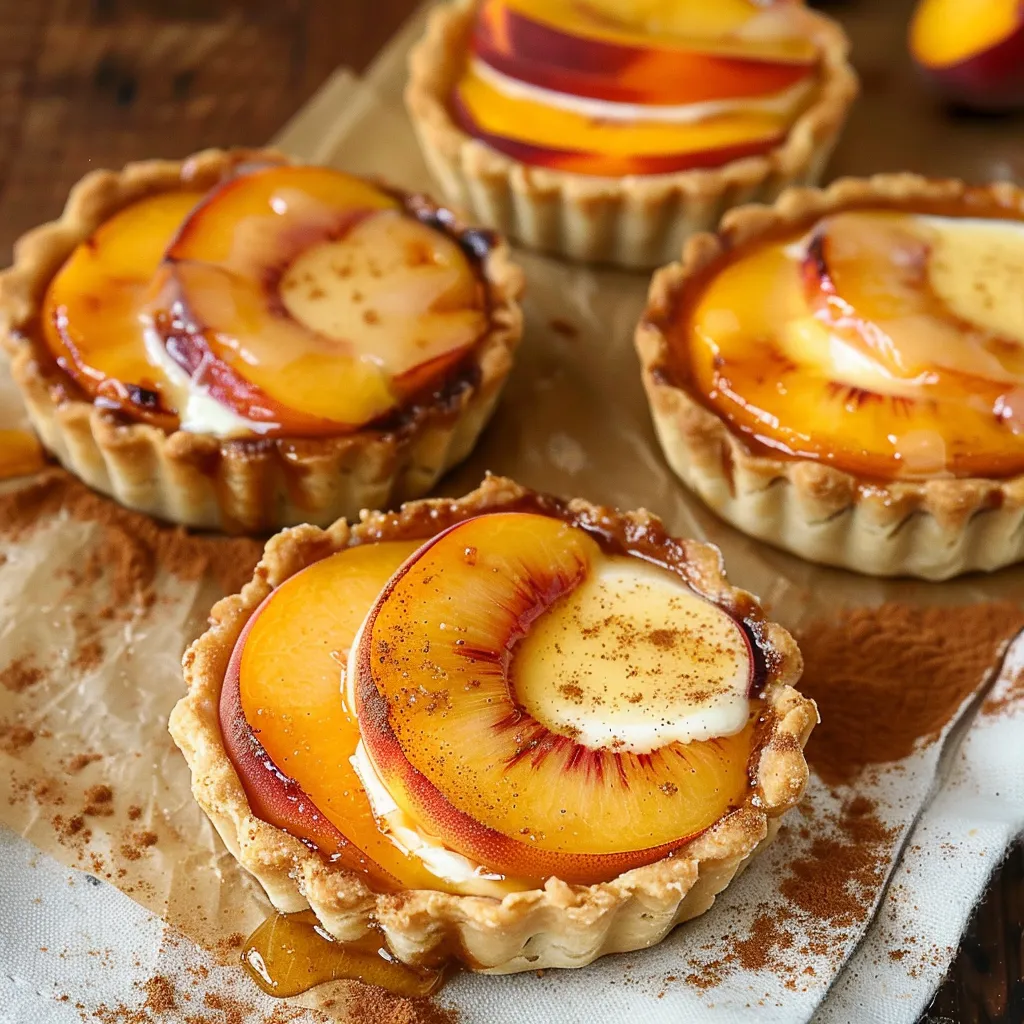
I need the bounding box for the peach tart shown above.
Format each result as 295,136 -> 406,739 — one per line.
0,149 -> 523,532
637,174 -> 1024,579
169,475 -> 815,975
406,0 -> 857,267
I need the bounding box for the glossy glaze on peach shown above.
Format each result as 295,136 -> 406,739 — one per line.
677,208 -> 1024,479
452,0 -> 820,176
42,166 -> 492,436
222,502 -> 765,892
223,539 -> 500,893
353,513 -> 756,886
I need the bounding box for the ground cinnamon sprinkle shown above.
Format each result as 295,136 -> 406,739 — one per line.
64,753 -> 103,774
0,470 -> 263,599
780,796 -> 897,929
796,602 -> 1024,785
141,976 -> 176,1013
0,655 -> 44,693
0,722 -> 35,753
349,990 -> 460,1024
732,911 -> 794,972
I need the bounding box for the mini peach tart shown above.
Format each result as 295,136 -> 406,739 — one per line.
406,0 -> 857,267
169,476 -> 815,977
0,148 -> 523,532
637,174 -> 1024,580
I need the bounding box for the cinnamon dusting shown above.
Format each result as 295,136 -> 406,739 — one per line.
0,655 -> 44,693
796,602 -> 1024,784
0,471 -> 262,598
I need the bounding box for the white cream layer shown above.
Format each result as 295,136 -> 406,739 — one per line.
141,317 -> 275,439
513,556 -> 752,751
471,55 -> 814,125
344,548 -> 753,889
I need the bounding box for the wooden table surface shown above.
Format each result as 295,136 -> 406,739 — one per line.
1,2 -> 1021,1021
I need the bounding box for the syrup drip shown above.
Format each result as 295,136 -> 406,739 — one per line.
241,911 -> 449,999
0,429 -> 45,481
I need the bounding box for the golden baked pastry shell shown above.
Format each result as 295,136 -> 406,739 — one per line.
169,475 -> 816,973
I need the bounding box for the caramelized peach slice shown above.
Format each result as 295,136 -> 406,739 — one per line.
0,429 -> 46,481
224,538 -> 486,892
801,212 -> 1023,386
354,513 -> 755,886
158,166 -> 488,434
453,66 -> 788,176
499,0 -> 819,63
474,0 -> 813,107
685,214 -> 1024,478
41,190 -> 205,425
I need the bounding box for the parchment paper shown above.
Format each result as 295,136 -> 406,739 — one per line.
1,7 -> 1023,1023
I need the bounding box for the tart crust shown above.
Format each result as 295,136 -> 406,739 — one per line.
636,174 -> 1024,580
405,0 -> 858,269
169,475 -> 816,973
0,148 -> 524,533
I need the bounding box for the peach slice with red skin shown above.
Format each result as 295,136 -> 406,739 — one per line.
685,212 -> 1024,479
910,0 -> 1024,110
158,166 -> 488,435
41,190 -> 206,426
353,513 -> 755,887
451,69 -> 787,177
801,212 -> 1021,392
473,0 -> 813,107
222,586 -> 400,892
221,539 -> 510,894
497,0 -> 819,63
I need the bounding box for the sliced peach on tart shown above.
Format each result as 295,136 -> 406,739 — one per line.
153,165 -> 490,435
452,65 -> 791,177
800,211 -> 1024,388
683,208 -> 1024,479
41,190 -> 206,426
472,0 -> 815,108
352,512 -> 757,886
40,163 -> 494,440
221,537 -> 529,894
496,0 -> 820,64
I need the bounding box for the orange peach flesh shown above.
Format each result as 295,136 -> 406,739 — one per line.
0,430 -> 46,481
910,0 -> 1024,109
354,513 -> 755,886
474,0 -> 814,107
227,540 -> 490,893
500,0 -> 819,62
160,165 -> 488,433
41,190 -> 206,425
43,166 -> 489,436
457,0 -> 817,176
910,0 -> 1020,68
683,210 -> 1024,479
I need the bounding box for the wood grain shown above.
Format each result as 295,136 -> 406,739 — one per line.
0,0 -> 417,263
0,1 -> 1019,1021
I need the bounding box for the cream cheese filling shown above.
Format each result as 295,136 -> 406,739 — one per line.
344,617 -> 514,896
141,317 -> 276,439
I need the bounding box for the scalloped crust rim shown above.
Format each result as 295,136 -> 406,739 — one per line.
404,0 -> 859,269
636,173 -> 1024,580
0,148 -> 525,533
